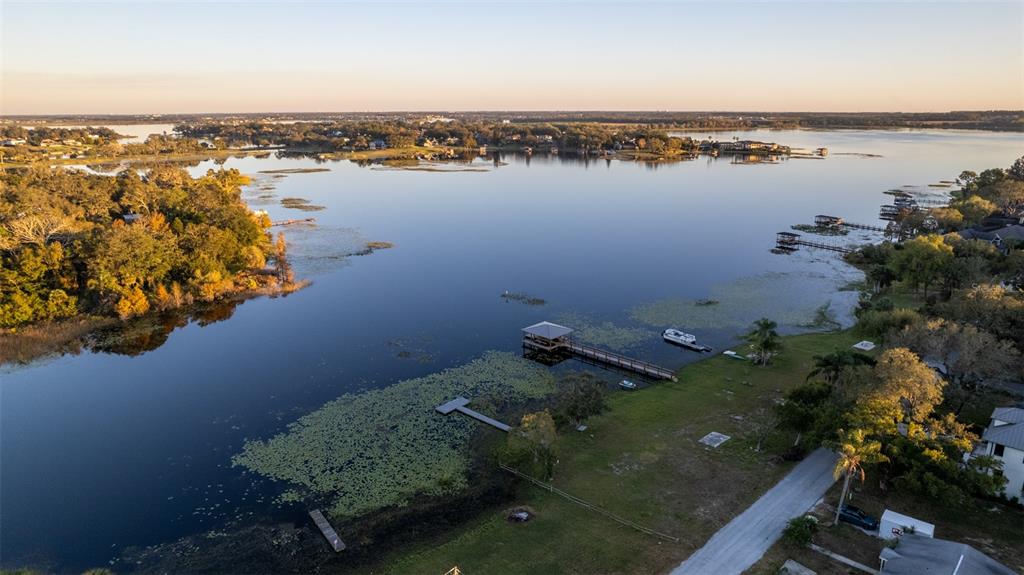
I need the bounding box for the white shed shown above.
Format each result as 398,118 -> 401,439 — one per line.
880,509 -> 935,540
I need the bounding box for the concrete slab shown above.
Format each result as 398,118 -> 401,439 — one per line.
699,431 -> 732,448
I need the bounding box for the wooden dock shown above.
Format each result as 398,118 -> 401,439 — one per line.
436,396 -> 512,431
566,341 -> 676,380
814,214 -> 886,233
520,322 -> 676,381
309,509 -> 345,552
775,232 -> 853,255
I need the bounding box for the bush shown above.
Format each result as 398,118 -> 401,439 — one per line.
782,516 -> 818,547
855,308 -> 922,339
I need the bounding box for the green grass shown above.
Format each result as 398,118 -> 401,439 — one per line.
374,331 -> 864,575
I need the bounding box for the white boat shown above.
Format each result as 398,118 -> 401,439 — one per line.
663,329 -> 712,352
619,379 -> 638,390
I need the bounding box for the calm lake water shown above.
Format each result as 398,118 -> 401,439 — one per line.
1,129 -> 1020,572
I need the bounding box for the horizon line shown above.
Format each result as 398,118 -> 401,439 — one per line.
3,109 -> 1022,118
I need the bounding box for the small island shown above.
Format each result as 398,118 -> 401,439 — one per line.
0,166 -> 303,363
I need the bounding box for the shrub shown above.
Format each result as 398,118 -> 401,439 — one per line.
855,308 -> 922,339
782,516 -> 818,547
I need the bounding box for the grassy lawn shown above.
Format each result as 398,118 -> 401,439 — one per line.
373,331 -> 864,575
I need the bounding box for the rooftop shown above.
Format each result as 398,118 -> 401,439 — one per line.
879,534 -> 1015,575
984,406 -> 1024,451
522,321 -> 574,340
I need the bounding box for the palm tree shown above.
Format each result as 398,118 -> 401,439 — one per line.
807,350 -> 876,386
745,318 -> 781,366
832,429 -> 887,525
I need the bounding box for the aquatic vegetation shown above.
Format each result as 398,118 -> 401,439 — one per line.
280,197 -> 326,211
554,311 -> 652,351
232,352 -> 555,519
257,168 -> 331,174
629,272 -> 858,331
385,335 -> 435,363
501,291 -> 547,306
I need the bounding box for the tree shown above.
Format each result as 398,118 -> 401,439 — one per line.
807,350 -> 876,386
888,319 -> 1019,404
776,382 -> 838,447
558,374 -> 606,427
890,234 -> 954,296
868,348 -> 945,428
745,318 -> 781,366
1009,155 -> 1024,181
832,428 -> 887,525
506,410 -> 558,480
950,195 -> 997,226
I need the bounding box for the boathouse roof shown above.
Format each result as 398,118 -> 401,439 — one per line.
522,321 -> 574,340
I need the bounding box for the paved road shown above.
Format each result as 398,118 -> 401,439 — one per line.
672,448 -> 839,575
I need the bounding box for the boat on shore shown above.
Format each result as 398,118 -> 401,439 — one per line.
662,329 -> 712,352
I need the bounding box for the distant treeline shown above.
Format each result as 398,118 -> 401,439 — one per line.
6,110 -> 1021,130
175,120 -> 706,153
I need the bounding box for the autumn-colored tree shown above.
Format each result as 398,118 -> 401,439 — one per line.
872,347 -> 944,425
115,285 -> 150,319
505,410 -> 559,480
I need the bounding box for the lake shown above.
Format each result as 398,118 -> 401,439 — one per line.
1,128 -> 1020,572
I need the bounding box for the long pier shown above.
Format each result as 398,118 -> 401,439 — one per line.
566,341 -> 676,380
436,396 -> 512,431
775,232 -> 854,254
309,509 -> 345,552
814,215 -> 886,233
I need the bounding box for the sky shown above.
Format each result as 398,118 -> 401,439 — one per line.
1,1 -> 1022,114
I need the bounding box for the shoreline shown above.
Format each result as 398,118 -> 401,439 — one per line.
0,279 -> 308,369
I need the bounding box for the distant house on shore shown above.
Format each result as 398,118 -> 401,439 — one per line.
878,534 -> 1015,574
960,224 -> 1024,253
1,138 -> 27,146
977,406 -> 1024,500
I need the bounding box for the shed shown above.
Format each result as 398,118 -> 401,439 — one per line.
879,509 -> 934,540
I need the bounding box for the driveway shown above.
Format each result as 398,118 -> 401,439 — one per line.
671,448 -> 839,575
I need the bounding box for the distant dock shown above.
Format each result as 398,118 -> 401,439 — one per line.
309,509 -> 345,552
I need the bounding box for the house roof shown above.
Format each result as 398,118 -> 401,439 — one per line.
522,321 -> 573,340
992,406 -> 1024,424
879,534 -> 1016,575
994,224 -> 1024,241
984,406 -> 1024,451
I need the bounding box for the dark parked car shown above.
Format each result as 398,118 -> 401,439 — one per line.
838,505 -> 879,531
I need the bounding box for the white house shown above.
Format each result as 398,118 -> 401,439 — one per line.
980,406 -> 1024,500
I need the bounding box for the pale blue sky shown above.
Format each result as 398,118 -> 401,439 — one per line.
2,1 -> 1021,113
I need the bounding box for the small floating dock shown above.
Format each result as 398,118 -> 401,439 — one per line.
436,396 -> 512,432
521,321 -> 677,381
309,509 -> 345,552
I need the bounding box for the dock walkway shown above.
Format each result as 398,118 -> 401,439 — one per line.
566,341 -> 676,380
309,509 -> 345,552
436,396 -> 512,431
